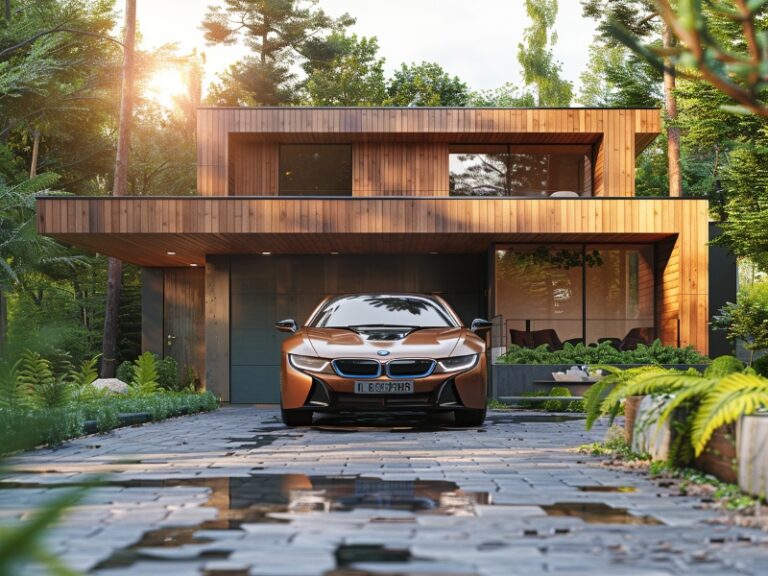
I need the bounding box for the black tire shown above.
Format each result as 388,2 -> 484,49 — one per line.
453,408 -> 487,427
281,408 -> 313,427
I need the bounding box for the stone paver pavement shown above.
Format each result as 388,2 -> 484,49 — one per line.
3,407 -> 768,575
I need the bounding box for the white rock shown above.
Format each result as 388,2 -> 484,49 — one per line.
91,378 -> 129,394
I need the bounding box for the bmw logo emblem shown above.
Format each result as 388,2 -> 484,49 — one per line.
377,350 -> 390,357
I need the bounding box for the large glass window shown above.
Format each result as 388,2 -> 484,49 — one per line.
585,245 -> 654,346
494,244 -> 654,352
450,145 -> 592,197
495,246 -> 584,347
279,145 -> 352,196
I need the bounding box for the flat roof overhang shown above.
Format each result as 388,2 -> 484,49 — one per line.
36,196 -> 708,268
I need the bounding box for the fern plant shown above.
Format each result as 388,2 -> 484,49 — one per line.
67,355 -> 102,403
0,359 -> 29,409
130,352 -> 159,395
612,370 -> 768,458
583,365 -> 670,430
14,350 -> 72,409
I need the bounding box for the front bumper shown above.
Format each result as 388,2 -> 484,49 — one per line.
281,356 -> 487,411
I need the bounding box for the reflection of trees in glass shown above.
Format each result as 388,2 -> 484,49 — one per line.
509,153 -> 550,193
363,296 -> 429,315
450,153 -> 508,196
496,248 -> 586,318
450,150 -> 586,196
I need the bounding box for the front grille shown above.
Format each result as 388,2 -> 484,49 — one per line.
335,393 -> 434,408
387,359 -> 436,379
332,359 -> 381,378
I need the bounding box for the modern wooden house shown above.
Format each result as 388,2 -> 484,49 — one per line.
36,107 -> 711,403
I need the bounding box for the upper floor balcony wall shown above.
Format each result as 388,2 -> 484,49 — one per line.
197,107 -> 661,198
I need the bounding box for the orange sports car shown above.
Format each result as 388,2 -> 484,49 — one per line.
275,293 -> 491,427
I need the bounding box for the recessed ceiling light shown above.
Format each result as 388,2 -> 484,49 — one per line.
330,251 -> 339,255
430,251 -> 439,255
262,251 -> 272,256
190,263 -> 198,267
166,251 -> 176,256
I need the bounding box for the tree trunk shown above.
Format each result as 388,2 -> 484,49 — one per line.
101,0 -> 136,377
663,24 -> 682,198
4,0 -> 10,22
29,129 -> 39,178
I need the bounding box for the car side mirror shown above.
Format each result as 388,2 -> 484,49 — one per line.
470,318 -> 493,333
275,319 -> 298,333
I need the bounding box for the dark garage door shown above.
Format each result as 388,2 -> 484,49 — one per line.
230,254 -> 487,403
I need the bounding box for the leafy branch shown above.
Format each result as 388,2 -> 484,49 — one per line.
609,0 -> 768,117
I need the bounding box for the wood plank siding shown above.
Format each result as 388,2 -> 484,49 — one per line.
37,196 -> 708,352
202,108 -> 661,197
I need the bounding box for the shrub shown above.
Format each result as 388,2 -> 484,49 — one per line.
116,360 -> 135,384
753,355 -> 768,378
543,386 -> 571,411
712,281 -> 768,363
496,339 -> 708,366
156,356 -> 180,391
704,355 -> 745,378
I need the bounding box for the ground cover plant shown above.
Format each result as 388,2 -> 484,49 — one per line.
496,340 -> 708,365
0,349 -> 219,453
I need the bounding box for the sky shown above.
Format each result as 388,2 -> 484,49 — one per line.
135,0 -> 597,95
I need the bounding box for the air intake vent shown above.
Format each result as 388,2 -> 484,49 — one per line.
332,359 -> 381,378
387,359 -> 436,379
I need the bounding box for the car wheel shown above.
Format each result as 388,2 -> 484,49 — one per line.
453,408 -> 486,427
281,407 -> 313,427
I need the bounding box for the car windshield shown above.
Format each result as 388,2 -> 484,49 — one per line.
310,295 -> 458,329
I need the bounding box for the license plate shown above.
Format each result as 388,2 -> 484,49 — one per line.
354,381 -> 414,394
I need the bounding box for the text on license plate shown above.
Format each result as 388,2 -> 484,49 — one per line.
354,381 -> 414,394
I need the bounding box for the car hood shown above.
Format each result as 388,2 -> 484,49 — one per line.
305,327 -> 465,359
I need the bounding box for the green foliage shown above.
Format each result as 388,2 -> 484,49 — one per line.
0,391 -> 219,454
203,0 -> 354,105
384,62 -> 469,106
487,398 -> 508,409
156,356 -> 181,392
517,0 -> 573,106
16,349 -> 55,397
116,360 -> 135,384
303,33 -> 386,106
496,340 -> 708,366
468,83 -> 535,107
0,358 -> 27,409
583,365 -> 671,429
704,355 -> 745,378
599,368 -> 768,458
752,355 -> 768,378
712,282 -> 768,359
543,386 -> 571,411
130,351 -> 159,394
578,39 -> 662,107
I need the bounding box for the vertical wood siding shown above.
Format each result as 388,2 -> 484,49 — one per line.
198,108 -> 660,198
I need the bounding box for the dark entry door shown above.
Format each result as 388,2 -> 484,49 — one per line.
229,254 -> 486,403
163,268 -> 205,387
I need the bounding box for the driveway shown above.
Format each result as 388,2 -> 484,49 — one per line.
4,407 -> 768,575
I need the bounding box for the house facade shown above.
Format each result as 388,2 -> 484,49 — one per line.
36,107 -> 711,403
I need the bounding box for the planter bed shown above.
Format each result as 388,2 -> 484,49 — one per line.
0,392 -> 219,454
625,397 -> 739,485
737,414 -> 768,497
492,364 -> 709,399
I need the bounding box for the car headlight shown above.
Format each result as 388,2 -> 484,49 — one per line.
438,354 -> 479,373
289,354 -> 330,373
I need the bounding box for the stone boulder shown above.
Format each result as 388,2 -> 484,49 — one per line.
91,378 -> 130,394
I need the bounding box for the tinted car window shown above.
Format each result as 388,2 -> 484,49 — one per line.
311,295 -> 457,328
